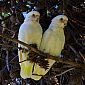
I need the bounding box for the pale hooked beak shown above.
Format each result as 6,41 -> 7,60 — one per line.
64,20 -> 68,26
36,17 -> 39,22
64,22 -> 67,26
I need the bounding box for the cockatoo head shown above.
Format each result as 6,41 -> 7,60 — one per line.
52,15 -> 68,28
24,11 -> 40,22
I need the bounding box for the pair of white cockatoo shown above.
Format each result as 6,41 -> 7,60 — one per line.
18,11 -> 68,80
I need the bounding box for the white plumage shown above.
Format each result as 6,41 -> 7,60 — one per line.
31,15 -> 68,80
18,11 -> 42,79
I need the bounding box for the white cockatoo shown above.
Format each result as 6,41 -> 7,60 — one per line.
18,11 -> 42,79
31,15 -> 68,80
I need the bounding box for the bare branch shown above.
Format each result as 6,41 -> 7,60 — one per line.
0,34 -> 85,69
0,34 -> 41,54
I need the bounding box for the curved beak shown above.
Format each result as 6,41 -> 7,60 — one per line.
36,17 -> 39,22
64,20 -> 68,26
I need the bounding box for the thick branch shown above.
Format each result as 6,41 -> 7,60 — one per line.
0,34 -> 40,54
48,55 -> 85,68
0,34 -> 85,69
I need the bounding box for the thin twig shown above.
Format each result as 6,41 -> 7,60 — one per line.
79,51 -> 85,62
69,45 -> 80,58
56,67 -> 75,76
6,50 -> 10,71
0,43 -> 18,49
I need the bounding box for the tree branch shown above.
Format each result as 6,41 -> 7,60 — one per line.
0,34 -> 85,69
0,34 -> 40,53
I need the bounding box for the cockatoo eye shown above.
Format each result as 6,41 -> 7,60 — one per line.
60,18 -> 63,21
64,23 -> 67,26
32,14 -> 35,17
